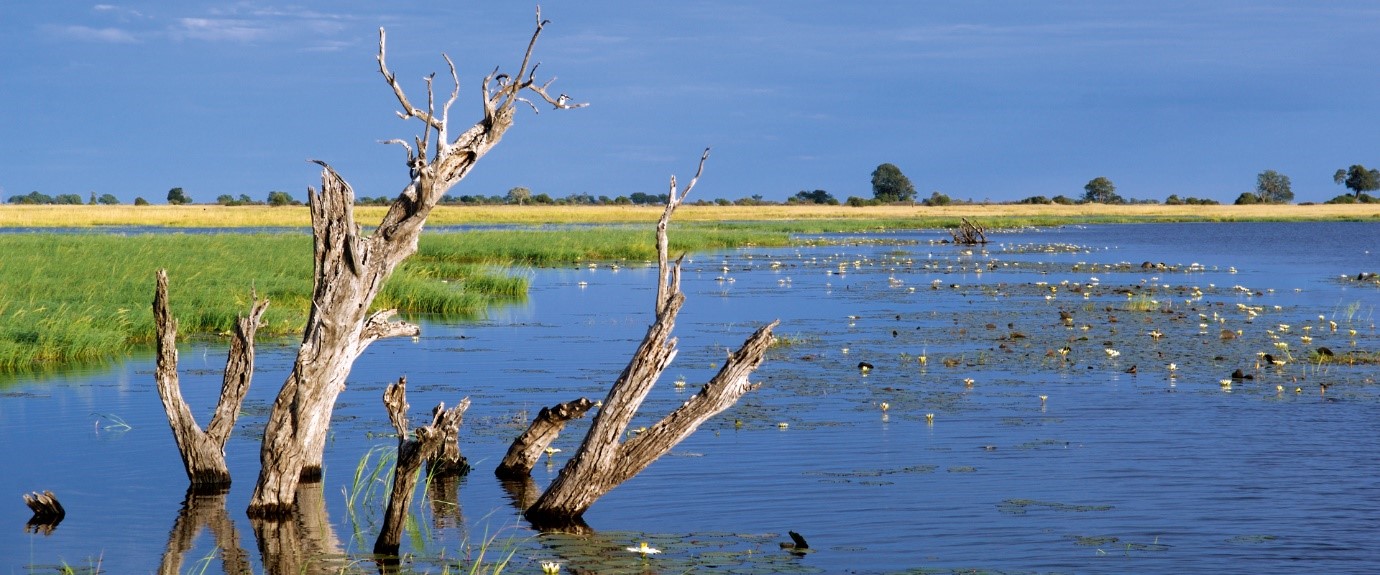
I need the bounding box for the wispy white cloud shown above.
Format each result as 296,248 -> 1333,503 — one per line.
172,17 -> 270,42
46,24 -> 140,44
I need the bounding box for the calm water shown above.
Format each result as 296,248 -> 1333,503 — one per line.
2,222 -> 1379,574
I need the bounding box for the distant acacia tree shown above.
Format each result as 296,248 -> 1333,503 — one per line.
1234,192 -> 1260,205
1333,165 -> 1380,199
1255,170 -> 1293,204
923,191 -> 952,206
167,187 -> 191,205
505,186 -> 531,205
871,163 -> 916,203
98,194 -> 120,205
1082,177 -> 1122,203
134,197 -> 150,206
55,193 -> 83,205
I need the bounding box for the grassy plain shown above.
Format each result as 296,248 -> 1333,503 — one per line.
0,202 -> 1374,372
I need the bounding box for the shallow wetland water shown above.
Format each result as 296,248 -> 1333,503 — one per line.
3,222 -> 1379,574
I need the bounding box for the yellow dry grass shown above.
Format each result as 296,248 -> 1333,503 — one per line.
0,202 -> 1376,228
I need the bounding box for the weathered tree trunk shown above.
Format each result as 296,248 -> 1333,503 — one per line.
247,9 -> 582,517
157,489 -> 251,575
373,377 -> 469,557
426,401 -> 471,477
154,269 -> 268,489
950,217 -> 987,245
495,397 -> 594,480
524,151 -> 778,528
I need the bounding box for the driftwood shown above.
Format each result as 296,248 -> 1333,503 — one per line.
154,269 -> 269,489
374,377 -> 470,557
523,151 -> 779,528
247,8 -> 582,517
949,217 -> 987,245
23,490 -> 64,534
495,397 -> 595,480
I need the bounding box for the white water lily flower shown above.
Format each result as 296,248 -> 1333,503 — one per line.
627,541 -> 662,555
541,561 -> 562,574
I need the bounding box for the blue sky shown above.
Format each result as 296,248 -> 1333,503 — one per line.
3,1 -> 1379,205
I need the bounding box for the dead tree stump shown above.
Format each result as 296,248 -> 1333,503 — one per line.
23,491 -> 64,534
154,269 -> 268,489
374,377 -> 470,557
495,397 -> 595,480
524,151 -> 778,528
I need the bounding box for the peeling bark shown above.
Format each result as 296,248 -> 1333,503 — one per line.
154,269 -> 268,489
373,377 -> 470,557
495,397 -> 594,480
247,8 -> 581,517
524,151 -> 778,528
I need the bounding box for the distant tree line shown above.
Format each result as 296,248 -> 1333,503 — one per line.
14,162 -> 1380,208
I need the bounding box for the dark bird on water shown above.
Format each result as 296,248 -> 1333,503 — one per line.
1124,365 -> 1137,374
857,361 -> 874,373
780,531 -> 810,553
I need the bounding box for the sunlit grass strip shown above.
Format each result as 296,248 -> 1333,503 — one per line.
0,233 -> 528,372
2,203 -> 1378,228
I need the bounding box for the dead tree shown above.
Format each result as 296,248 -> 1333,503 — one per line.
494,397 -> 595,480
247,9 -> 582,517
523,151 -> 779,528
154,269 -> 269,489
374,377 -> 469,557
949,217 -> 987,245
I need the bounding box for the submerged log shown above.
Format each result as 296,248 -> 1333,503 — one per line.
524,151 -> 778,528
374,377 -> 470,557
154,269 -> 268,489
495,397 -> 595,480
23,490 -> 65,534
248,8 -> 582,517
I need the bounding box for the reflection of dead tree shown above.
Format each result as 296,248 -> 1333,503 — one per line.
157,489 -> 251,575
495,397 -> 595,480
374,377 -> 469,557
949,217 -> 987,245
247,8 -> 582,517
23,491 -> 65,534
522,151 -> 778,529
154,269 -> 268,489
251,483 -> 348,575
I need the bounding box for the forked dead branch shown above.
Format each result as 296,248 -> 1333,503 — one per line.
520,151 -> 780,530
154,268 -> 268,490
